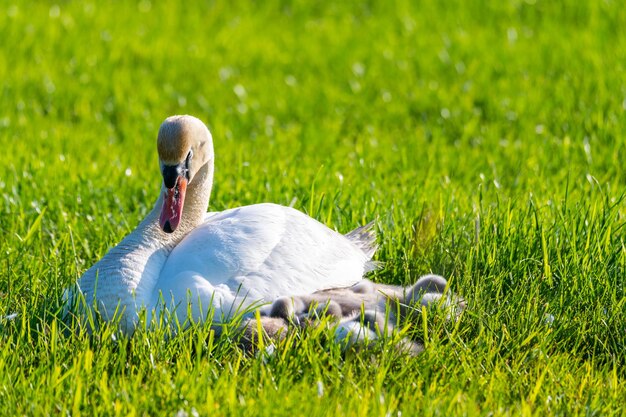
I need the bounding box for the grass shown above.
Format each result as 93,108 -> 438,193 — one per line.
1,0 -> 625,415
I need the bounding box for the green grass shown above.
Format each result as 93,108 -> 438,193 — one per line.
1,0 -> 626,415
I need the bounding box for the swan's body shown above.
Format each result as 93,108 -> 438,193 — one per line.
76,116 -> 375,332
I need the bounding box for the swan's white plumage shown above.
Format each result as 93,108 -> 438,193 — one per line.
155,203 -> 370,323
75,115 -> 375,332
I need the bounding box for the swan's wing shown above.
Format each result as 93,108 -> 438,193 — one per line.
250,204 -> 372,296
155,203 -> 372,313
203,211 -> 220,222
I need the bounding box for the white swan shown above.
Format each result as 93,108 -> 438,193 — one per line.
76,115 -> 377,332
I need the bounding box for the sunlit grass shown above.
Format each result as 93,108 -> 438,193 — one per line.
1,0 -> 625,415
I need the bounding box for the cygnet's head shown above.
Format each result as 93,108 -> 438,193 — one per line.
156,115 -> 214,233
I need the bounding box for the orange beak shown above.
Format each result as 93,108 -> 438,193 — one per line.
159,175 -> 188,233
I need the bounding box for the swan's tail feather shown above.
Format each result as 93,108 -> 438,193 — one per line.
345,221 -> 379,271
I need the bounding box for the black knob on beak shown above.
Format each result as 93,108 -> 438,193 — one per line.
162,164 -> 184,188
161,150 -> 192,188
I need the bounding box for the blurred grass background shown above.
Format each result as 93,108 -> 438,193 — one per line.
0,0 -> 625,415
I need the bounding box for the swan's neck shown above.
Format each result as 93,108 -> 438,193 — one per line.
137,160 -> 214,249
78,160 -> 214,330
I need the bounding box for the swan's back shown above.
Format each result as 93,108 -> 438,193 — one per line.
154,203 -> 375,317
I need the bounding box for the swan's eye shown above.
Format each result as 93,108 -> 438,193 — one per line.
184,150 -> 193,180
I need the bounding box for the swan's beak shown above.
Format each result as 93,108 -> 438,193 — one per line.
159,175 -> 188,233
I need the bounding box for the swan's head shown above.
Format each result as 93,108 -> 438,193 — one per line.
156,115 -> 214,233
